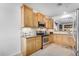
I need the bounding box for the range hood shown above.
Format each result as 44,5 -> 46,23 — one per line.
38,21 -> 45,28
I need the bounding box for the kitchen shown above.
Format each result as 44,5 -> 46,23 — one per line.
21,3 -> 78,56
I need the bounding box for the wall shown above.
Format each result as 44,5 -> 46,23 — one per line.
0,3 -> 21,56
76,9 -> 79,56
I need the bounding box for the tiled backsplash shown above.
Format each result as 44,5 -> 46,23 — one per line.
22,27 -> 36,37
22,27 -> 54,37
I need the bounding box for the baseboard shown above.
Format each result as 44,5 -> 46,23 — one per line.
9,51 -> 22,56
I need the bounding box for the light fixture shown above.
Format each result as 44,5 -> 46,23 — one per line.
60,11 -> 71,18
60,14 -> 71,18
63,11 -> 67,14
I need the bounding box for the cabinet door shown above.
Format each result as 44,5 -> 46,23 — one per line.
48,20 -> 51,29
21,38 -> 27,56
33,13 -> 38,27
48,35 -> 53,43
35,36 -> 42,51
26,39 -> 31,55
53,34 -> 63,45
21,5 -> 34,27
45,18 -> 49,28
56,35 -> 62,44
30,38 -> 36,53
26,38 -> 36,56
37,13 -> 43,22
53,34 -> 57,43
62,35 -> 68,46
52,19 -> 54,29
45,18 -> 53,29
68,36 -> 75,48
48,20 -> 53,29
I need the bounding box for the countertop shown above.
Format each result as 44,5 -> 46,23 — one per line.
22,35 -> 41,39
53,31 -> 72,35
22,34 -> 53,39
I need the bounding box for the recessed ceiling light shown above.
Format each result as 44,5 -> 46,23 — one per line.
63,11 -> 67,14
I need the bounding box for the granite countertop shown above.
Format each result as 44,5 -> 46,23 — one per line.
22,34 -> 53,39
53,31 -> 69,34
21,35 -> 41,39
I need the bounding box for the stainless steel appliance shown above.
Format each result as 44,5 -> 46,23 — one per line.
36,30 -> 49,49
42,36 -> 49,45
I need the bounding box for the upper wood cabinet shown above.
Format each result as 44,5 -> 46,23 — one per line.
44,16 -> 49,28
33,13 -> 38,27
21,4 -> 53,28
33,12 -> 45,28
21,4 -> 34,27
48,19 -> 53,29
37,12 -> 44,22
44,16 -> 53,29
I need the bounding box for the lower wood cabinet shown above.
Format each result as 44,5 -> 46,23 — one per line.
26,37 -> 36,55
21,36 -> 42,56
53,34 -> 75,48
53,34 -> 62,45
35,36 -> 42,51
48,35 -> 53,43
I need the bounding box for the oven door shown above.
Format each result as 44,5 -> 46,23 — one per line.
43,36 -> 49,45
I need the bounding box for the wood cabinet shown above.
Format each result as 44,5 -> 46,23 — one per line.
44,16 -> 53,29
44,16 -> 49,28
37,13 -> 44,22
35,36 -> 42,51
62,35 -> 75,48
22,37 -> 36,56
21,38 -> 27,56
33,13 -> 38,27
53,34 -> 75,48
49,19 -> 53,29
48,35 -> 53,43
62,35 -> 69,46
27,38 -> 36,55
53,34 -> 63,45
21,4 -> 54,28
21,4 -> 34,27
21,36 -> 42,56
33,12 -> 45,28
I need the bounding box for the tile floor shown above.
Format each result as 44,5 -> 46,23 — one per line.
31,43 -> 76,56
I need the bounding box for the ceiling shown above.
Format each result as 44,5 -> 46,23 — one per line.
26,3 -> 79,17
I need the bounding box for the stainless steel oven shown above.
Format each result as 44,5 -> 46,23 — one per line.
42,36 -> 49,46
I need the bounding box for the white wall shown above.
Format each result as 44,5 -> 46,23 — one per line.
0,3 -> 21,56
